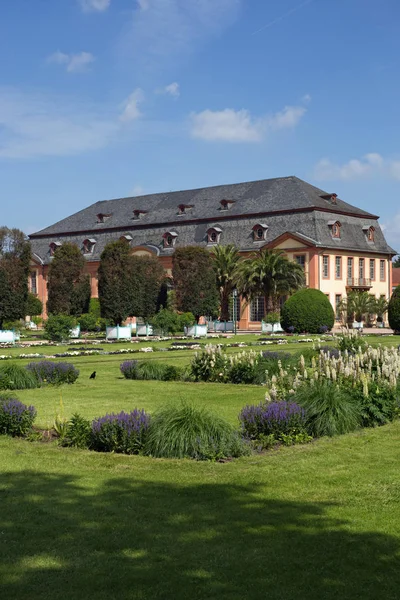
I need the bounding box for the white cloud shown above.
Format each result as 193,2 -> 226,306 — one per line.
381,213 -> 400,251
0,88 -> 118,159
313,153 -> 400,181
47,51 -> 95,73
79,0 -> 110,12
131,185 -> 145,196
122,0 -> 241,69
157,82 -> 180,98
190,103 -> 306,142
120,88 -> 145,122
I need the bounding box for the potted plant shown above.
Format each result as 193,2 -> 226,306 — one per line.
373,296 -> 389,328
262,311 -> 281,333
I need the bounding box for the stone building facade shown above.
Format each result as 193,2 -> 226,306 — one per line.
29,176 -> 396,329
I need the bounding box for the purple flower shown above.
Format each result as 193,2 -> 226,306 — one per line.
91,409 -> 151,454
0,396 -> 36,436
120,360 -> 139,379
26,361 -> 79,385
239,401 -> 306,439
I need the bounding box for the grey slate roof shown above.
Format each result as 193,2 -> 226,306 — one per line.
29,176 -> 396,263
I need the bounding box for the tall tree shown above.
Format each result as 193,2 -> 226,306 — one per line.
0,227 -> 31,329
211,244 -> 241,321
98,240 -> 133,325
172,247 -> 219,322
47,242 -> 91,316
127,255 -> 166,320
236,248 -> 305,315
393,256 -> 400,268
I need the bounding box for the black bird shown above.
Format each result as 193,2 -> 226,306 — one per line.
89,371 -> 96,379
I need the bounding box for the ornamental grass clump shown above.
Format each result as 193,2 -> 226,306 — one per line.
239,401 -> 307,441
120,360 -> 140,379
0,363 -> 40,390
120,360 -> 181,381
293,380 -> 362,437
145,403 -> 249,460
26,361 -> 79,385
92,409 -> 151,454
0,395 -> 36,436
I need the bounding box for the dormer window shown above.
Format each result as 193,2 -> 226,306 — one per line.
120,234 -> 133,244
220,199 -> 235,211
321,193 -> 338,205
207,227 -> 222,244
363,225 -> 375,242
177,204 -> 193,215
49,241 -> 61,256
133,209 -> 148,220
83,238 -> 96,255
97,213 -> 112,223
163,231 -> 178,248
328,220 -> 341,239
252,223 -> 268,242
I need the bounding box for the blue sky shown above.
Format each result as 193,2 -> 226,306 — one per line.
1,0 -> 400,252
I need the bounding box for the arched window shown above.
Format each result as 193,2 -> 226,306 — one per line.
220,199 -> 235,211
207,227 -> 222,244
163,231 -> 178,248
328,220 -> 341,239
363,225 -> 375,242
96,213 -> 112,223
49,241 -> 61,256
252,223 -> 268,241
83,239 -> 96,254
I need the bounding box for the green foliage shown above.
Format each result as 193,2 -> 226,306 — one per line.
0,363 -> 40,390
60,413 -> 92,449
0,227 -> 31,329
293,380 -> 362,437
151,308 -> 180,334
373,296 -> 389,322
47,243 -> 91,316
144,403 -> 249,460
211,244 -> 241,321
178,312 -> 195,329
393,256 -> 400,268
25,292 -> 43,317
89,298 -> 101,318
172,247 -> 219,321
388,285 -> 400,332
44,314 -> 76,342
120,360 -> 181,381
128,255 -> 166,320
344,381 -> 400,427
190,345 -> 227,382
265,311 -> 280,325
281,288 -> 334,333
336,331 -> 367,353
339,292 -> 375,324
98,240 -> 132,325
237,248 -> 305,313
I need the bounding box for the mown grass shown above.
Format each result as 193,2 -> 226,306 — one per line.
1,422 -> 400,599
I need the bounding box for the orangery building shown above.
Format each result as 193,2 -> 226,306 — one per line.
29,176 -> 396,329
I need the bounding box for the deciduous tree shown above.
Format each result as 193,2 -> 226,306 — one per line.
47,242 -> 91,316
0,227 -> 31,329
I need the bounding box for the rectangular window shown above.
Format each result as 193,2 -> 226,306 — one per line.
347,257 -> 353,283
295,255 -> 306,270
335,294 -> 342,321
359,258 -> 365,281
250,297 -> 265,322
380,260 -> 386,281
370,259 -> 375,281
335,256 -> 342,279
30,271 -> 37,295
322,255 -> 329,278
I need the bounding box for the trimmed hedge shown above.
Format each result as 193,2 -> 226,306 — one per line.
281,288 -> 335,334
388,285 -> 400,333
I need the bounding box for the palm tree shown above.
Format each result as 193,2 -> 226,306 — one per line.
373,296 -> 389,323
339,291 -> 375,324
211,244 -> 241,322
236,248 -> 305,317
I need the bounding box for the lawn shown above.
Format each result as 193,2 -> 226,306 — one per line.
1,424 -> 400,599
2,333 -> 400,599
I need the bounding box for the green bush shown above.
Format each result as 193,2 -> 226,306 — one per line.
120,360 -> 181,381
145,403 -> 249,460
344,381 -> 400,427
281,289 -> 335,334
79,312 -> 98,332
151,309 -> 180,334
293,380 -> 362,437
25,292 -> 43,317
44,314 -> 77,342
388,285 -> 400,333
0,395 -> 36,436
60,413 -> 92,449
0,363 -> 40,390
190,345 -> 227,382
336,332 -> 367,353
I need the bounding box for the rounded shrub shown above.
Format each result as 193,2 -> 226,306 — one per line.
281,289 -> 335,334
388,285 -> 400,333
145,403 -> 249,460
0,395 -> 36,436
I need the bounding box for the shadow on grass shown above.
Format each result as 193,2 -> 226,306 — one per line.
1,470 -> 399,600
